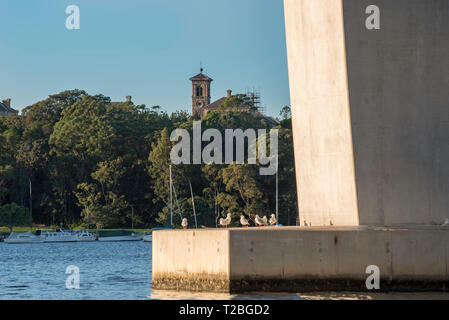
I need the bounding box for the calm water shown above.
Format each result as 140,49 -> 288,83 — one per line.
0,241 -> 152,300
2,241 -> 449,300
0,241 -> 299,300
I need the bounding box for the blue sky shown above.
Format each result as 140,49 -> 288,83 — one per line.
0,0 -> 290,117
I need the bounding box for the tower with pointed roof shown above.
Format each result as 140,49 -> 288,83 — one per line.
190,68 -> 213,116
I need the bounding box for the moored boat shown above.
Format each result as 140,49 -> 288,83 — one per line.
4,231 -> 44,244
97,230 -> 142,241
36,229 -> 78,242
76,229 -> 97,242
142,232 -> 152,242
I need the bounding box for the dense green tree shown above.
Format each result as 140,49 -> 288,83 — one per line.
0,89 -> 297,228
21,89 -> 87,139
222,163 -> 266,216
279,105 -> 292,129
0,203 -> 29,232
147,128 -> 172,218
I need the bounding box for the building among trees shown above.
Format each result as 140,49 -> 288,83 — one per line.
0,98 -> 19,116
190,69 -> 279,126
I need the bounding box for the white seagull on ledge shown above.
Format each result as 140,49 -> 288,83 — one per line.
240,215 -> 249,227
269,214 -> 277,226
219,213 -> 232,228
255,215 -> 267,227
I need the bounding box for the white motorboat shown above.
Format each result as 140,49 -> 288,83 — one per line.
36,229 -> 78,242
142,233 -> 152,242
76,229 -> 97,242
4,231 -> 44,244
98,230 -> 142,241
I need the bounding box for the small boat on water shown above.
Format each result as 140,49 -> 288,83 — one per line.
4,231 -> 44,244
97,230 -> 142,242
142,233 -> 152,242
76,229 -> 97,242
36,229 -> 78,242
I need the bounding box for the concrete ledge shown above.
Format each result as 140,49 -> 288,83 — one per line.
152,227 -> 449,293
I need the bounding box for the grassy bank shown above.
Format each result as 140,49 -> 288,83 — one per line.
0,226 -> 153,235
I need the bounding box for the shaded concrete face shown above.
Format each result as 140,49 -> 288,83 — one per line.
343,0 -> 449,225
285,0 -> 449,226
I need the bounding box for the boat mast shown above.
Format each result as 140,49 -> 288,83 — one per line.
169,165 -> 173,227
189,180 -> 198,229
172,184 -> 183,221
131,206 -> 134,229
86,206 -> 90,230
29,178 -> 32,230
276,154 -> 279,226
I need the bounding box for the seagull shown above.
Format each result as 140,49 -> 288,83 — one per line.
255,215 -> 267,227
240,215 -> 249,227
219,213 -> 232,228
269,214 -> 277,226
181,218 -> 188,229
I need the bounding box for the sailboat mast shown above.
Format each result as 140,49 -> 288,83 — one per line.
172,184 -> 183,221
189,180 -> 198,229
276,155 -> 279,226
29,178 -> 32,229
131,206 -> 134,229
87,207 -> 90,231
169,165 -> 173,227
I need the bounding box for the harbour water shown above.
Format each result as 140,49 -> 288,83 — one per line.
1,241 -> 449,300
1,241 -> 151,299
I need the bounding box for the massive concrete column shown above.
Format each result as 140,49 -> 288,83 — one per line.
285,0 -> 449,227
284,0 -> 359,226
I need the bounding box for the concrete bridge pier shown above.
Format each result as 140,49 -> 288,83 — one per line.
152,0 -> 449,293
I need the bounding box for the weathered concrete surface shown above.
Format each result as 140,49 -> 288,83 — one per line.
343,0 -> 449,226
284,0 -> 449,226
152,227 -> 449,293
152,229 -> 230,292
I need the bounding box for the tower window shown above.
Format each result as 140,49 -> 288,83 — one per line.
196,86 -> 203,97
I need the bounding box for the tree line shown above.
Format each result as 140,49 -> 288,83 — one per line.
0,90 -> 297,229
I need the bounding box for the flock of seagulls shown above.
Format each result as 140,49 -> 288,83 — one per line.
254,214 -> 277,227
255,215 -> 268,227
180,213 -> 277,229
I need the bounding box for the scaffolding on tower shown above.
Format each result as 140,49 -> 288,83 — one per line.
245,88 -> 265,114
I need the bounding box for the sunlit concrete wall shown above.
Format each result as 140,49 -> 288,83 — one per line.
152,227 -> 449,292
284,0 -> 359,226
284,0 -> 449,226
152,229 -> 230,292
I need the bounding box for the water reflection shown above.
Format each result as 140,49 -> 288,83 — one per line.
149,290 -> 302,300
150,290 -> 449,300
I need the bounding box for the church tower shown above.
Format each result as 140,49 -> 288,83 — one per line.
190,68 -> 213,116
